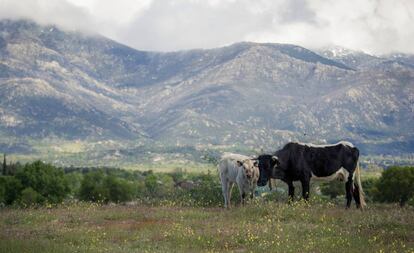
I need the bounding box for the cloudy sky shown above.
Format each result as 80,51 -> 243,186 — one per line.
0,0 -> 413,54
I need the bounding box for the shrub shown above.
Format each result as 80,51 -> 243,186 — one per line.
144,173 -> 174,198
78,171 -> 136,203
78,171 -> 109,202
19,187 -> 44,206
178,173 -> 223,207
15,161 -> 70,204
65,172 -> 83,197
408,197 -> 414,207
374,166 -> 414,207
105,175 -> 135,203
0,176 -> 23,205
144,173 -> 159,196
320,180 -> 344,199
361,178 -> 379,202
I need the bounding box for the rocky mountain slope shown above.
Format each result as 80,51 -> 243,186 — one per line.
0,19 -> 413,156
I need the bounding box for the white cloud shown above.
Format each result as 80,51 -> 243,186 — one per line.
0,0 -> 96,32
0,0 -> 413,54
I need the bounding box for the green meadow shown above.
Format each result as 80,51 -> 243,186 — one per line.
1,200 -> 413,253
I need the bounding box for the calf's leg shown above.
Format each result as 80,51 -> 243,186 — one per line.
241,192 -> 246,205
228,182 -> 233,207
237,183 -> 248,206
221,179 -> 228,208
221,177 -> 232,208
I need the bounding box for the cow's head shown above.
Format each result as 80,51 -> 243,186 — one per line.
257,155 -> 280,186
236,159 -> 259,179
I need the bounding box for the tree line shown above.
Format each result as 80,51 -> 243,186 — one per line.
0,156 -> 413,207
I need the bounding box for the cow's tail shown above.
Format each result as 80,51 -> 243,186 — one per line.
354,161 -> 366,209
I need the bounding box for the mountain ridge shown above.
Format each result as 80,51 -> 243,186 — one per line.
0,19 -> 413,159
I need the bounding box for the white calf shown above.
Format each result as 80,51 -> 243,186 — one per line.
218,153 -> 259,208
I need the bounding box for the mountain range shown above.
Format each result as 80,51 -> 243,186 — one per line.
0,19 -> 413,160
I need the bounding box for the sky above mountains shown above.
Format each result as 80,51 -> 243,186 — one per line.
0,0 -> 413,54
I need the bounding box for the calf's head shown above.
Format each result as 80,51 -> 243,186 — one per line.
257,155 -> 280,186
236,159 -> 258,179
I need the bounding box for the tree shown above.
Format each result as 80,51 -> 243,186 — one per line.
0,176 -> 23,205
375,166 -> 414,207
65,172 -> 83,197
19,187 -> 44,206
105,175 -> 135,203
78,171 -> 109,202
361,178 -> 379,202
144,173 -> 159,196
78,171 -> 135,203
15,161 -> 70,204
2,154 -> 6,175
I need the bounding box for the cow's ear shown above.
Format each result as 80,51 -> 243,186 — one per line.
272,156 -> 280,165
236,161 -> 243,167
253,161 -> 259,167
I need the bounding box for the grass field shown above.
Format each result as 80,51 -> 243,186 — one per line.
1,200 -> 413,253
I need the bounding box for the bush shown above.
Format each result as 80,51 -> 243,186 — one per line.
320,180 -> 344,199
105,175 -> 135,203
408,197 -> 414,207
0,176 -> 23,205
78,171 -> 136,203
78,171 -> 109,202
65,172 -> 83,197
361,178 -> 379,202
173,172 -> 223,207
19,187 -> 44,206
144,173 -> 159,197
15,161 -> 70,204
144,173 -> 174,198
374,166 -> 414,207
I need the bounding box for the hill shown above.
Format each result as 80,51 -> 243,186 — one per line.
0,19 -> 413,163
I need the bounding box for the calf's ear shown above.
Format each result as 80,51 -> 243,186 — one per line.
253,161 -> 259,167
236,161 -> 243,167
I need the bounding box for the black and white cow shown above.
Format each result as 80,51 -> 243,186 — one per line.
257,141 -> 366,209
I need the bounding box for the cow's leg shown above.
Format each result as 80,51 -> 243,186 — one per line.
300,178 -> 310,201
345,174 -> 353,209
268,179 -> 272,191
287,181 -> 295,202
227,182 -> 234,208
221,177 -> 229,208
349,170 -> 361,208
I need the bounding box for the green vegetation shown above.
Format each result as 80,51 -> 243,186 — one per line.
374,166 -> 414,206
15,161 -> 70,205
320,180 -> 344,199
1,161 -> 414,209
0,201 -> 413,253
0,160 -> 72,206
78,171 -> 135,203
0,159 -> 414,252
